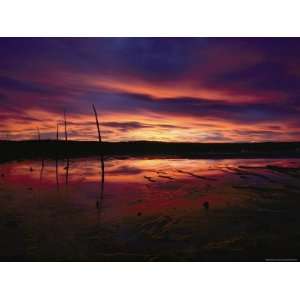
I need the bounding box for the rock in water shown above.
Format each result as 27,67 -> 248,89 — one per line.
203,201 -> 209,210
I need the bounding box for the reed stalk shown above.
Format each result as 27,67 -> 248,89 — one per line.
56,122 -> 59,142
37,127 -> 41,141
92,104 -> 104,210
63,110 -> 69,184
63,109 -> 68,143
92,104 -> 102,143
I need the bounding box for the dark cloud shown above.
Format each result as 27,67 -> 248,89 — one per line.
0,38 -> 207,82
0,76 -> 55,94
101,121 -> 188,131
102,121 -> 151,131
88,90 -> 300,126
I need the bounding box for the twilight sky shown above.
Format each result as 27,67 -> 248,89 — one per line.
1,37 -> 300,142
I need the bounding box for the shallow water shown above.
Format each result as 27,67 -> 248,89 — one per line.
1,157 -> 300,261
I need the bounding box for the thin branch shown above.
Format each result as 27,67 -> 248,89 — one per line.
63,110 -> 69,176
37,127 -> 41,141
64,109 -> 68,143
56,122 -> 59,142
37,127 -> 44,167
92,104 -> 104,211
55,122 -> 59,190
92,104 -> 102,143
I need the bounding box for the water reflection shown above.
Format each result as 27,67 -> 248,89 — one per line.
65,158 -> 70,186
1,157 -> 299,220
55,158 -> 59,191
1,157 -> 300,260
96,155 -> 105,210
39,159 -> 44,184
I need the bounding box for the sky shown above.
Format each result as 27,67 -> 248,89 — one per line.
0,37 -> 300,143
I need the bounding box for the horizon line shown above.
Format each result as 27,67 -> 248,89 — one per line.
1,139 -> 300,144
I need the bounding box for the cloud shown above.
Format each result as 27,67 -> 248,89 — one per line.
101,121 -> 188,132
0,76 -> 56,94
102,121 -> 151,131
1,38 -> 300,142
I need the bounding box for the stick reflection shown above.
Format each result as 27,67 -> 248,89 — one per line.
55,158 -> 59,191
96,155 -> 105,210
65,158 -> 69,186
39,159 -> 44,184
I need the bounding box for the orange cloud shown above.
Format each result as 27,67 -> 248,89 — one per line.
79,74 -> 284,103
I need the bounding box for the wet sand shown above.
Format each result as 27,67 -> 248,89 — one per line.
0,157 -> 300,261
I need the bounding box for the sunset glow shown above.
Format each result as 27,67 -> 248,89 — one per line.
1,38 -> 300,142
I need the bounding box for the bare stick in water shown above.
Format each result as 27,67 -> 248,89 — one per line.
37,127 -> 41,141
63,110 -> 69,183
92,104 -> 104,211
92,104 -> 102,143
55,122 -> 59,190
56,122 -> 59,142
37,127 -> 44,167
63,109 -> 68,142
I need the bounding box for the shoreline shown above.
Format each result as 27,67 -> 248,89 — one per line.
1,140 -> 300,162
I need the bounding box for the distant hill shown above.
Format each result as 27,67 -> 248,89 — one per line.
1,140 -> 300,162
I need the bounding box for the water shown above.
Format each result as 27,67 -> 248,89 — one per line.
1,157 -> 300,261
